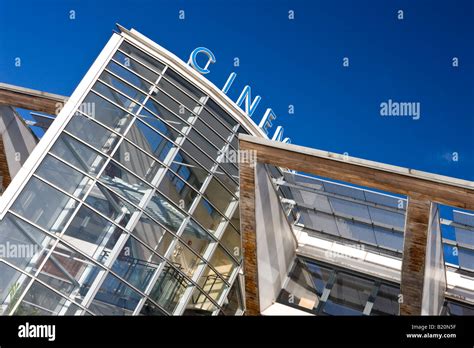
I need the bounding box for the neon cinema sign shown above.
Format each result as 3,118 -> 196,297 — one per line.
188,47 -> 290,143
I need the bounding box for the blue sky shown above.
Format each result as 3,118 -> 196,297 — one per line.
0,0 -> 472,180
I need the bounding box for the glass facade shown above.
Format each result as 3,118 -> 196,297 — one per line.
277,258 -> 400,316
0,36 -> 247,316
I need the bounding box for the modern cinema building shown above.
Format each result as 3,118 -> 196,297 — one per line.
0,26 -> 472,316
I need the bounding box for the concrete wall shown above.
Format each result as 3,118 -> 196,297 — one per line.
254,163 -> 297,312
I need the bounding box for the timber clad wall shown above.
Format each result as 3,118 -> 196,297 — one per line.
240,161 -> 260,315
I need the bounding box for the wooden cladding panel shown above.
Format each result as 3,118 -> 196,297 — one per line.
239,161 -> 260,315
400,196 -> 431,315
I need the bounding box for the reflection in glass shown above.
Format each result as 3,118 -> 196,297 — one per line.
62,205 -> 126,264
11,177 -> 78,234
149,263 -> 191,314
323,273 -> 373,316
0,213 -> 56,274
0,262 -> 32,315
158,170 -> 198,212
82,91 -> 134,133
37,242 -> 101,305
132,214 -> 175,257
112,140 -> 162,184
119,41 -> 165,74
85,183 -> 136,228
111,236 -> 162,292
89,273 -> 141,315
209,246 -> 236,281
35,155 -> 93,199
50,133 -> 106,176
126,119 -> 175,163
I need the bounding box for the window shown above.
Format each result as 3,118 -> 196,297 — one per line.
35,155 -> 93,199
62,205 -> 126,264
65,113 -> 120,155
50,133 -> 106,176
82,91 -> 134,132
11,177 -> 78,234
119,41 -> 165,75
126,119 -> 175,163
89,273 -> 142,315
149,263 -> 191,314
112,140 -> 162,184
111,236 -> 162,292
132,214 -> 175,257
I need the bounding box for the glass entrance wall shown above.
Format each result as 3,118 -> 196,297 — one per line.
0,31 -> 250,316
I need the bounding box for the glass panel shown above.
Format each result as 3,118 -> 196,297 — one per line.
221,280 -> 243,316
35,155 -> 93,199
204,177 -> 235,216
229,205 -> 240,231
0,262 -> 31,315
371,284 -> 400,315
158,77 -> 201,112
144,98 -> 188,134
185,287 -> 217,315
106,59 -> 153,91
139,299 -> 166,316
180,219 -> 214,257
220,223 -> 241,261
170,150 -> 209,192
111,236 -> 162,292
99,161 -> 153,207
149,263 -> 191,313
138,108 -> 181,140
214,167 -> 238,195
277,259 -> 331,312
187,129 -> 220,163
181,140 -> 214,172
169,241 -> 202,278
196,266 -> 227,304
99,70 -> 146,104
15,281 -> 73,315
145,191 -> 185,234
11,177 -> 78,234
113,51 -> 159,84
62,205 -> 126,264
126,119 -> 175,163
193,118 -> 226,151
192,197 -> 225,235
85,183 -> 137,228
65,113 -> 119,155
89,273 -> 141,315
164,69 -> 206,103
132,214 -> 175,257
50,133 -> 106,176
209,246 -> 236,281
205,99 -> 238,130
112,140 -> 162,184
92,81 -> 141,114
119,41 -> 165,74
82,91 -> 134,133
199,108 -> 232,141
323,272 -> 374,315
1,212 -> 53,272
158,170 -> 198,212
150,89 -> 196,122
36,242 -> 101,304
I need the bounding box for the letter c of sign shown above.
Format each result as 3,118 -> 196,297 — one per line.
189,47 -> 216,74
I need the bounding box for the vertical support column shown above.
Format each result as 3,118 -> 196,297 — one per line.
239,153 -> 260,315
400,194 -> 431,315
